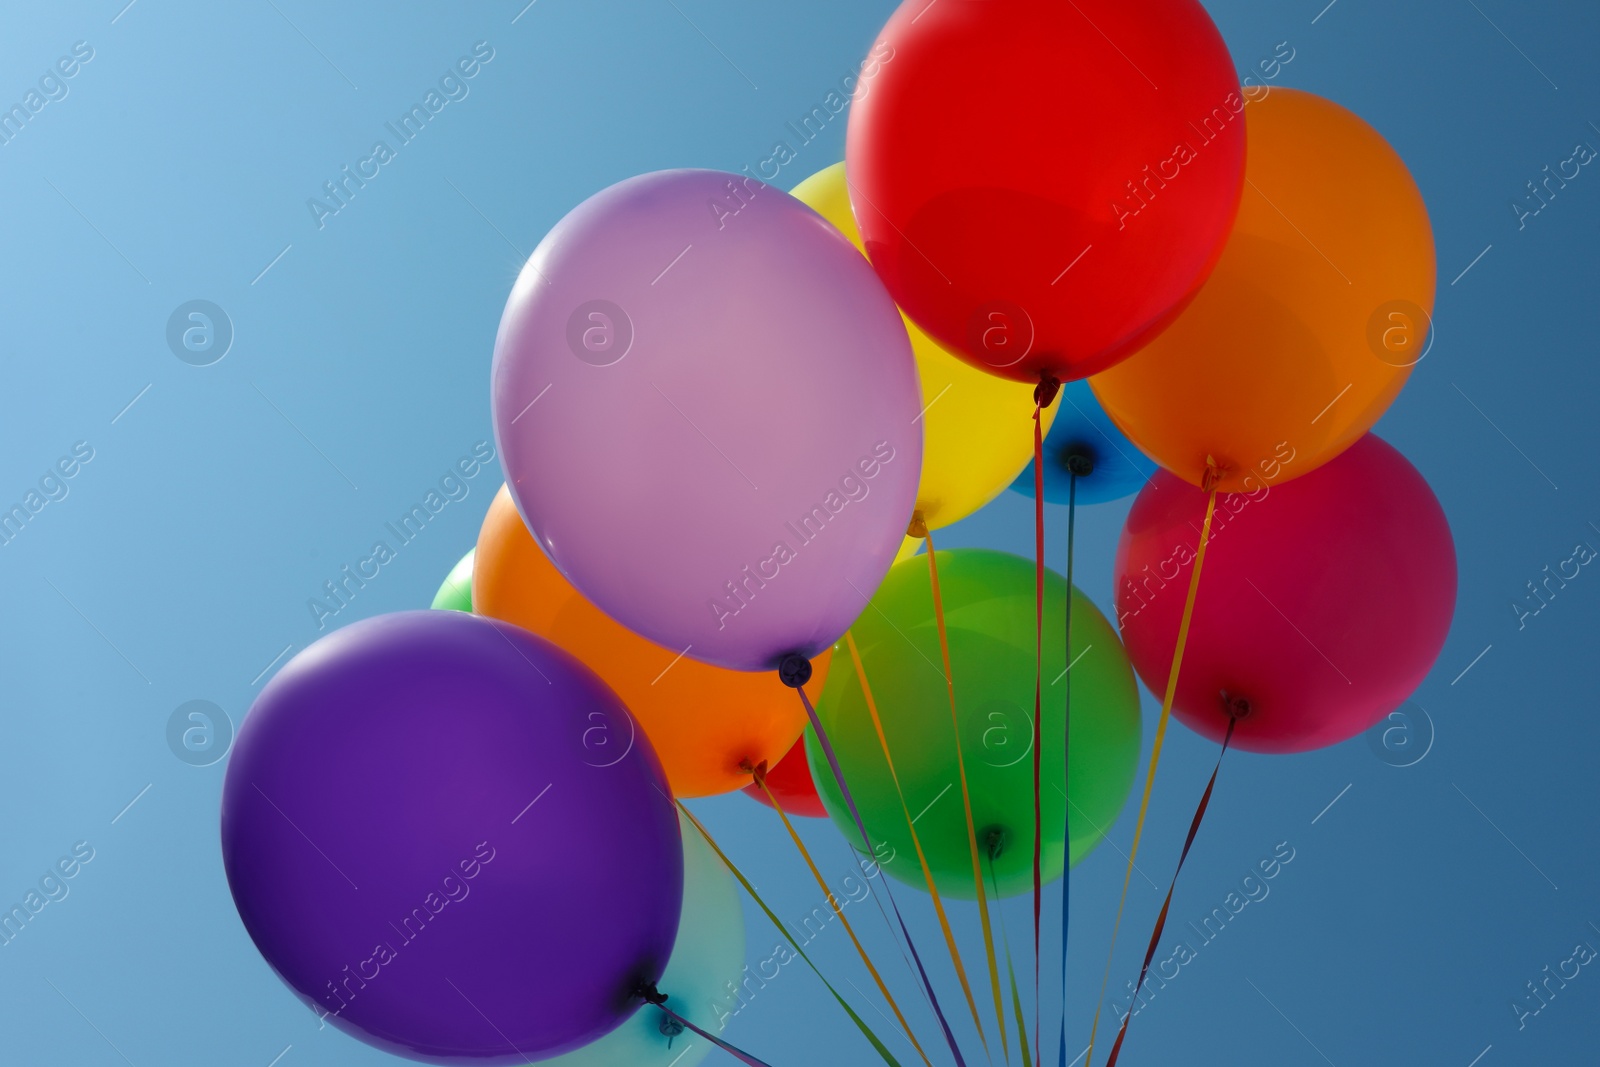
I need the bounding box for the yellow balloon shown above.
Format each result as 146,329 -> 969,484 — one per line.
894,534 -> 924,565
792,162 -> 1055,530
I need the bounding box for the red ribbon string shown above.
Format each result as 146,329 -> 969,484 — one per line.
1102,715 -> 1238,1067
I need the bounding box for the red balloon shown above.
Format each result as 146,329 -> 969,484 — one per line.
1116,435 -> 1456,753
846,0 -> 1244,384
742,734 -> 828,818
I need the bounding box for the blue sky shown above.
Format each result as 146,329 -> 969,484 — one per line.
0,0 -> 1596,1064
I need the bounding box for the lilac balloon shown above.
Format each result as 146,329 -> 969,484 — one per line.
221,610 -> 682,1064
492,169 -> 923,672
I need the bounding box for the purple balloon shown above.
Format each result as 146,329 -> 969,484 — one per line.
492,169 -> 923,672
221,611 -> 682,1064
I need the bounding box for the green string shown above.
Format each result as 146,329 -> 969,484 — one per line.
677,801 -> 905,1067
989,842 -> 1033,1067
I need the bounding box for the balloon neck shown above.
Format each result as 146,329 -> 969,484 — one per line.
777,653 -> 813,689
658,1012 -> 686,1044
907,511 -> 929,539
1219,691 -> 1252,720
636,981 -> 684,1045
1202,456 -> 1226,492
741,758 -> 770,785
981,824 -> 1009,861
1064,449 -> 1095,478
1033,372 -> 1061,410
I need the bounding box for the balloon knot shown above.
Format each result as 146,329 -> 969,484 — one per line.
777,653 -> 813,689
907,511 -> 929,539
1065,448 -> 1095,477
1202,455 -> 1227,492
636,981 -> 668,1007
1034,372 -> 1061,410
743,758 -> 770,785
982,824 -> 1009,861
1220,691 -> 1252,720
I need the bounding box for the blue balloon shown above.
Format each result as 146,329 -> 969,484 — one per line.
1010,380 -> 1157,505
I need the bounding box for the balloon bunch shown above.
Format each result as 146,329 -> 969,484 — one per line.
219,1 -> 1456,1064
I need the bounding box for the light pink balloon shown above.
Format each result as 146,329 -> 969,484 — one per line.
492,170 -> 923,673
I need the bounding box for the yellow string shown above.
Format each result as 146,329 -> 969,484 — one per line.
847,631 -> 985,1056
753,766 -> 935,1067
923,525 -> 1007,1060
1083,483 -> 1220,1067
674,801 -> 907,1067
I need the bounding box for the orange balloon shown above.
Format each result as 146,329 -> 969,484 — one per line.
474,484 -> 825,798
1090,88 -> 1435,492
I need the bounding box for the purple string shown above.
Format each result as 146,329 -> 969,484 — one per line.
651,997 -> 775,1066
796,684 -> 969,1067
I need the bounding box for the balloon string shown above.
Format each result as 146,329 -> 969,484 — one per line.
845,632 -> 978,1066
800,662 -> 922,1009
675,801 -> 906,1067
1029,394 -> 1047,1067
1054,470 -> 1078,1067
1083,480 -> 1220,1067
923,526 -> 1006,1060
642,990 -> 778,1067
751,765 -> 935,1067
988,848 -> 1034,1067
793,684 -> 969,1067
809,660 -> 926,1019
1102,715 -> 1237,1067
859,826 -> 938,1025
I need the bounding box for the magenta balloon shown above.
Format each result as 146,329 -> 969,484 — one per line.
1115,434 -> 1456,753
221,611 -> 682,1063
492,170 -> 923,672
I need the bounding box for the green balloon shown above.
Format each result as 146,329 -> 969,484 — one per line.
430,549 -> 475,612
806,548 -> 1140,900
